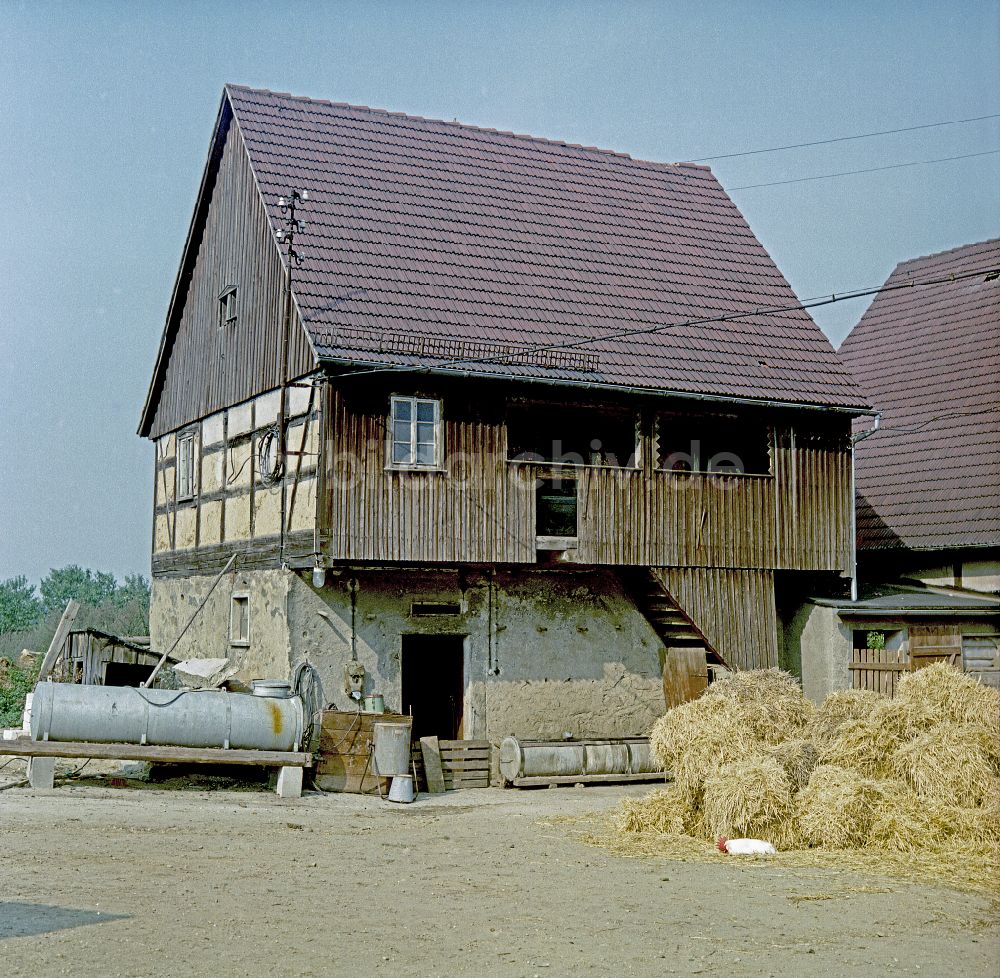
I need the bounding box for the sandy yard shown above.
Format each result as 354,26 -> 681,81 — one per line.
0,776 -> 997,978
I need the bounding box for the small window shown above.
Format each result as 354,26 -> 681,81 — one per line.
411,601 -> 462,617
177,431 -> 197,500
537,479 -> 578,537
219,286 -> 238,326
389,396 -> 442,468
230,594 -> 250,646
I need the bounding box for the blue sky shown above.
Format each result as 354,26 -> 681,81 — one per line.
1,0 -> 998,583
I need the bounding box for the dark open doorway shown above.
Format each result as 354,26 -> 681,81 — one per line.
401,634 -> 466,741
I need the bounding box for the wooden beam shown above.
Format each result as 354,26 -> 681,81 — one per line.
420,736 -> 446,794
37,601 -> 80,681
0,740 -> 311,767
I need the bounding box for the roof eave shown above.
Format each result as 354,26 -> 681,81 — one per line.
318,353 -> 875,415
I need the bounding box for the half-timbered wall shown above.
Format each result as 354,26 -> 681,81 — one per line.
152,384 -> 320,575
146,108 -> 314,439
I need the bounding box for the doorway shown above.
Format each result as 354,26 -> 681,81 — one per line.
401,634 -> 466,740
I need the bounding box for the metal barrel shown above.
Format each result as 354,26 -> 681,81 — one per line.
372,720 -> 412,776
30,682 -> 304,752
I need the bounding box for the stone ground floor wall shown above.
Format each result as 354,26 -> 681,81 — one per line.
151,566 -> 669,747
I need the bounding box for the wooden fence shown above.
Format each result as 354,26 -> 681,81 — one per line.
849,647 -> 908,696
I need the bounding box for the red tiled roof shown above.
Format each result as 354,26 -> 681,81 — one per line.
839,238 -> 1000,551
225,85 -> 868,410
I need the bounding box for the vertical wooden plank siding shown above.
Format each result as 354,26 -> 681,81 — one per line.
148,114 -> 314,438
653,567 -> 779,670
319,390 -> 854,574
774,424 -> 853,570
323,390 -> 535,563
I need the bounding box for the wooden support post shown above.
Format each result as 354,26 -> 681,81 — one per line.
37,601 -> 80,682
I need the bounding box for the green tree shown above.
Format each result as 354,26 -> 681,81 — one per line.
39,565 -> 117,614
0,576 -> 42,633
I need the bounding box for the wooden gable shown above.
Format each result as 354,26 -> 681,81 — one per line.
140,96 -> 316,439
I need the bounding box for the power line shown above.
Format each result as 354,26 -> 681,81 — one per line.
875,405 -> 999,436
336,265 -> 1000,381
729,148 -> 1000,191
685,113 -> 1000,163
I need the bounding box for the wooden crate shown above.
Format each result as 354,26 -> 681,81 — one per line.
315,709 -> 410,794
411,740 -> 491,791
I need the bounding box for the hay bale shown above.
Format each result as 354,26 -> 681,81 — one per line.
615,787 -> 693,835
866,796 -> 966,853
807,689 -> 883,741
764,737 -> 820,791
818,709 -> 902,779
700,754 -> 796,846
795,764 -> 901,849
704,668 -> 815,742
649,694 -> 756,797
891,722 -> 998,806
896,662 -> 1000,736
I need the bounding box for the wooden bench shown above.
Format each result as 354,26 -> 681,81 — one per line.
0,738 -> 312,797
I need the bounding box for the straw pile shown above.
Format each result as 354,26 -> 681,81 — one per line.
615,663 -> 1000,889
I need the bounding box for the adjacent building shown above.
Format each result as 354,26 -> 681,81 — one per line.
797,239 -> 1000,695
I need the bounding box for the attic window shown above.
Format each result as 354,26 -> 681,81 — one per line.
219,286 -> 238,326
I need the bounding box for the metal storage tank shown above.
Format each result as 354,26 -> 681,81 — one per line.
31,682 -> 304,752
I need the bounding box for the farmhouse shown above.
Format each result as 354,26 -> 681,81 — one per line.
138,85 -> 870,743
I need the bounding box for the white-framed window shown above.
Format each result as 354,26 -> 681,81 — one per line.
177,430 -> 197,500
389,396 -> 442,468
219,285 -> 238,326
230,593 -> 250,646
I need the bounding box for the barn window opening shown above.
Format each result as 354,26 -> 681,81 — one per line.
536,479 -> 578,537
656,413 -> 771,475
219,286 -> 238,326
230,594 -> 250,646
389,396 -> 442,468
177,431 -> 197,500
508,403 -> 638,467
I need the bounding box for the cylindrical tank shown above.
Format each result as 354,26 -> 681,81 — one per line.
499,736 -> 661,783
30,682 -> 304,752
584,743 -> 630,775
626,740 -> 657,774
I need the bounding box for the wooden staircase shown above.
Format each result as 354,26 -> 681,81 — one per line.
623,569 -> 730,706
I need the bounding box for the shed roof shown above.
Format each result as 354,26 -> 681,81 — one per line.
839,238 -> 1000,551
219,84 -> 867,411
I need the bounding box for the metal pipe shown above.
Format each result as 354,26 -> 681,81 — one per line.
848,413 -> 882,601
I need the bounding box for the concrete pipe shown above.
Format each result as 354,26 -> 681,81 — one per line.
30,682 -> 304,752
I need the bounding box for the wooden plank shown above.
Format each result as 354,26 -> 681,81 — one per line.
420,736 -> 447,794
0,740 -> 310,767
848,662 -> 905,672
37,601 -> 81,681
661,646 -> 708,708
511,772 -> 666,787
437,740 -> 491,750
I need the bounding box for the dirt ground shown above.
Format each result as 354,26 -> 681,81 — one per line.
1,774 -> 997,978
